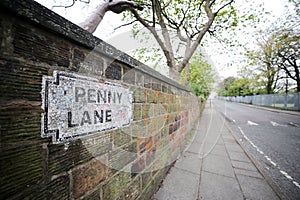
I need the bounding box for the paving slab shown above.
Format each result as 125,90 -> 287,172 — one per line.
237,174 -> 280,200
222,137 -> 237,144
174,151 -> 202,175
154,167 -> 199,200
202,154 -> 235,178
186,141 -> 202,154
199,171 -> 243,200
204,135 -> 223,144
231,160 -> 258,172
153,103 -> 280,200
224,143 -> 244,153
234,168 -> 263,179
227,151 -> 252,163
222,134 -> 235,140
203,143 -> 227,157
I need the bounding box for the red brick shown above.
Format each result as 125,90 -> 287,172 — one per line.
72,158 -> 107,198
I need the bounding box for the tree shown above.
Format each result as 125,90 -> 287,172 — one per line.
274,30 -> 300,92
217,76 -> 254,97
185,53 -> 215,99
78,0 -> 143,33
217,76 -> 235,96
245,34 -> 280,94
230,78 -> 253,96
124,0 -> 236,79
244,0 -> 300,94
268,0 -> 300,92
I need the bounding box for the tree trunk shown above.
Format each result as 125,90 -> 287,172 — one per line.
79,0 -> 143,33
169,68 -> 180,81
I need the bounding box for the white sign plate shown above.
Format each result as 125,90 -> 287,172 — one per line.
41,71 -> 133,143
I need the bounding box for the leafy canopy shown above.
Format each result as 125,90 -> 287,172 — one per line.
184,53 -> 215,99
123,0 -> 237,76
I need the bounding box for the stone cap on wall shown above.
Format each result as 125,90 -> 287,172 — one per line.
0,0 -> 190,92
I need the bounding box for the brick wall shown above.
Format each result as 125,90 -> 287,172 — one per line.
0,0 -> 201,199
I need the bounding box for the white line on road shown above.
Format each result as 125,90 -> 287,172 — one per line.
289,122 -> 299,127
238,126 -> 300,189
265,155 -> 277,167
293,181 -> 300,188
270,121 -> 287,127
247,121 -> 259,126
280,170 -> 293,181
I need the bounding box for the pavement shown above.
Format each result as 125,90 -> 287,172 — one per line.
153,102 -> 281,200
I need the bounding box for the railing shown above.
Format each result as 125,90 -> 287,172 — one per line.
218,93 -> 300,111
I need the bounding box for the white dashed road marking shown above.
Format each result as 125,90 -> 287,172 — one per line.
247,121 -> 259,126
238,126 -> 300,189
270,121 -> 287,127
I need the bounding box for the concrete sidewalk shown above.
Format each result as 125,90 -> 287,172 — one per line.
153,103 -> 281,200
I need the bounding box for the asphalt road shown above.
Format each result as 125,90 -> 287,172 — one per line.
212,99 -> 300,200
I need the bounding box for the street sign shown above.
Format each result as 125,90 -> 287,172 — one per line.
41,71 -> 133,143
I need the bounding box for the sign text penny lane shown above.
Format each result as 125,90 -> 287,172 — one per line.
41,71 -> 133,143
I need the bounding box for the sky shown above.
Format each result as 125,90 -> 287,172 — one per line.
34,0 -> 288,79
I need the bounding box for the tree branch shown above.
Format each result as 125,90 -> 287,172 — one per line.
215,0 -> 234,15
153,0 -> 175,68
176,28 -> 188,43
113,20 -> 138,31
79,0 -> 143,33
177,0 -> 216,73
130,9 -> 175,68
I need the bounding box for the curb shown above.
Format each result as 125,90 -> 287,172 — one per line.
223,120 -> 287,200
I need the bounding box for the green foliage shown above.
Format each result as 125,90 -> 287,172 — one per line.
184,54 -> 215,99
123,0 -> 237,73
245,33 -> 281,94
243,0 -> 300,94
217,77 -> 254,97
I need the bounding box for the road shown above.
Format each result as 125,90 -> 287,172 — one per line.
212,99 -> 300,200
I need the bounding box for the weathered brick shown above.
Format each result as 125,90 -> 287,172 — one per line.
161,84 -> 169,93
133,104 -> 142,121
113,129 -> 131,148
124,177 -> 141,200
131,121 -> 145,137
133,88 -> 146,103
123,68 -> 135,85
13,23 -> 71,67
0,60 -> 48,102
48,139 -> 94,175
0,143 -> 46,199
12,175 -> 70,200
138,181 -> 157,200
144,75 -> 152,89
153,91 -> 159,104
84,189 -> 101,200
102,172 -> 130,200
81,132 -> 112,157
106,62 -> 122,80
141,172 -> 152,189
108,147 -> 136,171
73,48 -> 105,76
72,158 -> 107,199
152,81 -> 161,91
146,90 -> 155,103
135,72 -> 144,87
142,104 -> 152,119
0,103 -> 43,142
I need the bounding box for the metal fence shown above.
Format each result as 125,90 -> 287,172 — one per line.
218,93 -> 300,111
